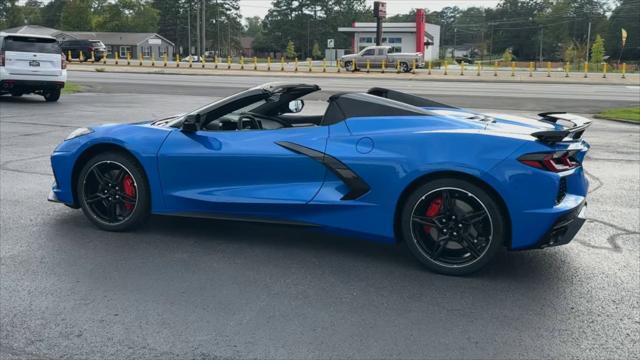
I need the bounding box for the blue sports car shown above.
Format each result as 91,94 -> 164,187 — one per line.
49,83 -> 590,275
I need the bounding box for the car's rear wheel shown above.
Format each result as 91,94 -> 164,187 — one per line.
400,178 -> 506,275
43,89 -> 61,102
77,152 -> 150,231
400,62 -> 410,73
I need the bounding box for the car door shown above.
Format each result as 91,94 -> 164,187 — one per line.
157,125 -> 329,216
357,48 -> 376,69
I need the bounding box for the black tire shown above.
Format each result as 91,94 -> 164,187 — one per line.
43,89 -> 61,102
344,61 -> 355,72
77,151 -> 150,231
401,62 -> 411,73
400,178 -> 506,275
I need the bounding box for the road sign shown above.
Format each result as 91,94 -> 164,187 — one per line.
374,1 -> 387,19
327,39 -> 335,49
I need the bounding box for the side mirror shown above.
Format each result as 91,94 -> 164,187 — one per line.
182,114 -> 201,132
288,100 -> 304,113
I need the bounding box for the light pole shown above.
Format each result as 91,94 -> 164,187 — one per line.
187,1 -> 191,55
539,26 -> 543,64
585,21 -> 592,63
202,0 -> 206,54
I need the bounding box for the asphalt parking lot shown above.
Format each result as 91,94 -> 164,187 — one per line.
1,81 -> 639,359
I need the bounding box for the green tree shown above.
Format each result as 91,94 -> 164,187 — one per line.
606,0 -> 640,60
285,39 -> 296,59
94,0 -> 159,33
244,16 -> 262,37
61,0 -> 93,31
0,0 -> 25,29
22,0 -> 43,25
312,40 -> 322,59
590,34 -> 605,63
502,48 -> 513,63
40,0 -> 66,29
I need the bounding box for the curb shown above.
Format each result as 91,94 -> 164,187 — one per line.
68,65 -> 638,86
593,115 -> 640,125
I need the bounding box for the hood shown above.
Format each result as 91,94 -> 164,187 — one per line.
341,54 -> 357,60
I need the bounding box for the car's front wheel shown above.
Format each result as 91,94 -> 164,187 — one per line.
400,178 -> 506,275
344,61 -> 355,72
77,152 -> 150,231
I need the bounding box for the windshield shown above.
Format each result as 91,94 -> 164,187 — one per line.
3,36 -> 61,54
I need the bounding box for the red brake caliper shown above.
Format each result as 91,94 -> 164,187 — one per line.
122,175 -> 136,211
423,197 -> 443,234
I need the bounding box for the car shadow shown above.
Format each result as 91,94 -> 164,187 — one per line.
52,212 -> 572,284
0,94 -> 47,104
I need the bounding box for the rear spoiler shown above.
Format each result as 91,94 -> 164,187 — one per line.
533,112 -> 592,144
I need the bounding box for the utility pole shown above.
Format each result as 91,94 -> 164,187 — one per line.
187,1 -> 191,55
196,0 -> 201,56
489,22 -> 494,58
216,0 -> 220,56
202,0 -> 206,55
585,21 -> 592,63
539,26 -> 543,64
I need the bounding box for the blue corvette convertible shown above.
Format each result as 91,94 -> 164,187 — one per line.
49,83 -> 590,275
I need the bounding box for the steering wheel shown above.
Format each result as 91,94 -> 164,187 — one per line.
237,114 -> 262,130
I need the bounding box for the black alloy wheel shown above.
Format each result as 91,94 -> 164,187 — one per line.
78,152 -> 150,231
401,178 -> 505,275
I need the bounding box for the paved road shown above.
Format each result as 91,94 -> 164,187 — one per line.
1,91 -> 639,359
68,71 -> 640,113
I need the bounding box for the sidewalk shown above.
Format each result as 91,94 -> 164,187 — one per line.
68,62 -> 640,86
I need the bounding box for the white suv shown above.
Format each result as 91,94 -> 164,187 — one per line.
0,33 -> 67,102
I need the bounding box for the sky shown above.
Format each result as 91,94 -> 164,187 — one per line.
239,1 -> 502,18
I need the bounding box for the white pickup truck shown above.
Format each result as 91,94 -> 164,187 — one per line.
0,32 -> 67,102
340,45 -> 424,73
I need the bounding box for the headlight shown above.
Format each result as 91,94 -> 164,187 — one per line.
65,127 -> 93,141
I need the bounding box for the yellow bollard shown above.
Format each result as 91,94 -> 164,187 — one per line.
240,56 -> 244,70
91,50 -> 95,63
188,55 -> 192,68
444,60 -> 448,75
79,50 -> 84,62
322,58 -> 326,73
528,62 -> 533,77
547,61 -> 551,77
139,52 -> 143,66
460,61 -> 465,76
163,53 -> 167,67
396,59 -> 401,73
621,63 -> 626,79
412,59 -> 416,74
102,52 -> 107,65
214,56 -> 218,69
511,61 -> 515,76
254,56 -> 258,71
67,50 -> 72,62
127,52 -> 131,66
477,62 -> 481,76
308,58 -> 312,72
381,59 -> 385,74
565,62 -> 569,77
227,56 -> 231,70
176,54 -> 180,67
115,52 -> 119,65
366,59 -> 370,73
201,54 -> 206,68
281,57 -> 285,71
267,56 -> 271,71
337,59 -> 341,73
602,63 -> 607,78
494,61 -> 498,76
151,53 -> 155,67
294,57 -> 298,72
428,60 -> 432,75
583,61 -> 588,78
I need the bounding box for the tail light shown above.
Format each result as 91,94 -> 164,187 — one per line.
519,151 -> 580,172
61,53 -> 67,69
0,51 -> 5,67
